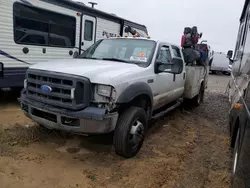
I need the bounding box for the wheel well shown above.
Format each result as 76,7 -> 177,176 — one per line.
231,117 -> 240,148
200,81 -> 204,89
118,94 -> 152,117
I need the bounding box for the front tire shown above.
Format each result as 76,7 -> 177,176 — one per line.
113,107 -> 147,158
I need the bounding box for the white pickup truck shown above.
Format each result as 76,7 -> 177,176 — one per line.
20,37 -> 208,158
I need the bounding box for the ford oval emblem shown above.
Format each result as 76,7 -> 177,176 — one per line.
40,85 -> 52,93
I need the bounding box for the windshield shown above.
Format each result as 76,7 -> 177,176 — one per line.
80,38 -> 156,66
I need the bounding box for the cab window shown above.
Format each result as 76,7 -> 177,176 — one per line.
157,46 -> 171,64
171,45 -> 182,58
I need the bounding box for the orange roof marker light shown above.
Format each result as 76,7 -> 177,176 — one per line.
233,103 -> 243,109
106,34 -> 110,38
132,35 -> 137,38
117,34 -> 121,38
124,34 -> 128,38
146,36 -> 151,39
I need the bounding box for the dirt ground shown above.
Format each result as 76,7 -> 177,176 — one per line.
0,74 -> 232,188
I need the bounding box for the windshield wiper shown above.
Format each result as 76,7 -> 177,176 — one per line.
102,58 -> 129,63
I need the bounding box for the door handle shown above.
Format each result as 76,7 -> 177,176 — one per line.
183,73 -> 186,80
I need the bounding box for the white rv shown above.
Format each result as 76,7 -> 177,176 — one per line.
0,0 -> 148,89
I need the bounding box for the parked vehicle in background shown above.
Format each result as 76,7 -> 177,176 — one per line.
210,52 -> 231,75
20,36 -> 208,158
228,0 -> 250,187
0,0 -> 148,89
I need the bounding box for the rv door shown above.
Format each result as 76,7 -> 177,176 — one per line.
81,15 -> 96,52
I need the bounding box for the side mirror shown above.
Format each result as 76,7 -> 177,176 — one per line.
156,58 -> 182,74
156,59 -> 173,73
0,62 -> 3,78
227,50 -> 233,59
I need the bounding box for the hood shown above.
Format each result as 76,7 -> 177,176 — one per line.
29,59 -> 144,85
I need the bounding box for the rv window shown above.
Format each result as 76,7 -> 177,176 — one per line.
84,20 -> 94,41
50,37 -> 66,47
49,24 -> 72,46
21,35 -> 47,45
235,24 -> 243,52
241,13 -> 249,47
13,3 -> 76,48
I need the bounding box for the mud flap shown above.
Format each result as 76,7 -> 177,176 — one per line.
0,62 -> 3,78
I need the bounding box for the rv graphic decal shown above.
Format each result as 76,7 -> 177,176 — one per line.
0,49 -> 31,65
102,31 -> 117,37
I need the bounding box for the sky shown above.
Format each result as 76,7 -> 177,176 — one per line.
75,0 -> 245,53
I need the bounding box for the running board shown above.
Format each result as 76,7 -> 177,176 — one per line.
151,99 -> 182,120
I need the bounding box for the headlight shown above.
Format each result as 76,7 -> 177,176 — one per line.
97,85 -> 112,97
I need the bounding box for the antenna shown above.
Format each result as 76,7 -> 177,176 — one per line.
88,2 -> 97,8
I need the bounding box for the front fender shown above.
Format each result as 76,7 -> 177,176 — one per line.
116,82 -> 153,105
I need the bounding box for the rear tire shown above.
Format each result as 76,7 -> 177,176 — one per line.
0,89 -> 8,101
192,84 -> 205,107
232,129 -> 240,176
232,128 -> 242,188
113,107 -> 147,158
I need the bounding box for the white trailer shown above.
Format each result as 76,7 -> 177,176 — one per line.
0,0 -> 148,88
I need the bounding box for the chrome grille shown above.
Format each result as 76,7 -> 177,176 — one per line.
26,70 -> 91,110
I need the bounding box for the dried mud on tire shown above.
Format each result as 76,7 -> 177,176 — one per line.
0,75 -> 231,188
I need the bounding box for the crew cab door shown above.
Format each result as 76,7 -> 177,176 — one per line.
171,45 -> 185,98
80,15 -> 96,53
152,44 -> 176,110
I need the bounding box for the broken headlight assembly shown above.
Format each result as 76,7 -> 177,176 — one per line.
95,84 -> 116,101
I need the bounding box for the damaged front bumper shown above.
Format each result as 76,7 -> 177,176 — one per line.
20,93 -> 119,134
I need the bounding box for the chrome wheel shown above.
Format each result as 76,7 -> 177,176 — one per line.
129,119 -> 145,150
